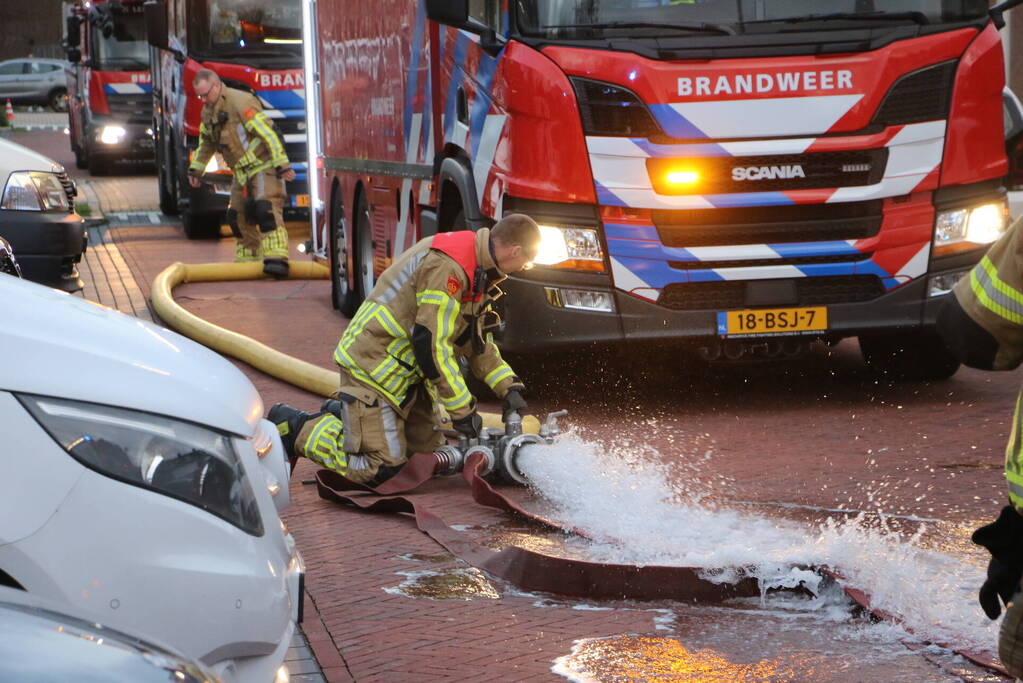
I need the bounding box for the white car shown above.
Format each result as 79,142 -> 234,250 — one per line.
0,274 -> 303,683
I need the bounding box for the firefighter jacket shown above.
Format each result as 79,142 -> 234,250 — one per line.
332,229 -> 521,420
188,86 -> 291,187
940,214 -> 1023,513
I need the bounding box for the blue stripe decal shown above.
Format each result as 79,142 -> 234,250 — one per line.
630,138 -> 731,159
257,90 -> 306,109
603,222 -> 659,241
616,255 -> 687,289
443,32 -> 470,142
688,269 -> 725,283
469,49 -> 501,159
404,1 -> 426,143
769,241 -> 863,258
103,83 -> 152,94
595,182 -> 627,207
854,259 -> 900,290
648,103 -> 709,140
265,108 -> 305,118
607,238 -> 694,262
705,192 -> 794,208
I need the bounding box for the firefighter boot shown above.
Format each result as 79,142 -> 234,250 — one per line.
263,258 -> 289,278
268,403 -> 314,472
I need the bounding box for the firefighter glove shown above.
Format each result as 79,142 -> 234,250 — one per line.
502,388 -> 528,423
973,505 -> 1023,619
452,412 -> 482,439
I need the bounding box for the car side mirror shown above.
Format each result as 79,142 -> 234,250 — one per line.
144,0 -> 169,50
425,0 -> 469,27
66,48 -> 81,64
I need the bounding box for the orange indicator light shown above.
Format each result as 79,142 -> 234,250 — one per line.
665,170 -> 699,185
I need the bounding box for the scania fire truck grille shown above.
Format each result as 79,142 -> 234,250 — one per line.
872,60 -> 958,126
654,200 -> 883,247
649,149 -> 887,194
106,93 -> 151,124
657,276 -> 884,311
668,252 -> 871,271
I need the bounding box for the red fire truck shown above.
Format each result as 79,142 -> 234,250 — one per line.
305,0 -> 1023,379
143,0 -> 309,238
65,0 -> 155,176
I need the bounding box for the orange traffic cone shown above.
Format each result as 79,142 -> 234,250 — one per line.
4,99 -> 13,122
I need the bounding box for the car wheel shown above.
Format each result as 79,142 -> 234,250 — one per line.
157,144 -> 179,216
73,145 -> 87,170
49,88 -> 68,113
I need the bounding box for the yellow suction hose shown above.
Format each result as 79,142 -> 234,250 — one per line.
150,261 -> 537,432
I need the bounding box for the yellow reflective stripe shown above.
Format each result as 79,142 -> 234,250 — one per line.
484,364 -> 514,389
304,414 -> 347,473
247,113 -> 289,166
971,256 -> 1023,325
429,290 -> 471,410
261,226 -> 288,258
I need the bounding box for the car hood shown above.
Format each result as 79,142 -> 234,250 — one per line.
0,136 -> 63,174
0,276 -> 262,436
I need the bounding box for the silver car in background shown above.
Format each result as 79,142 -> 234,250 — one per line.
0,58 -> 71,112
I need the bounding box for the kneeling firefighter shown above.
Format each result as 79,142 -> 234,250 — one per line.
269,214 -> 541,486
188,69 -> 295,277
936,213 -> 1023,675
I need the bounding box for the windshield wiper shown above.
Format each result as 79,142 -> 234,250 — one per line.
742,11 -> 929,26
545,21 -> 737,36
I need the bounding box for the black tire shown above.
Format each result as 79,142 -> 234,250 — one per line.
329,188 -> 361,316
353,192 -> 376,299
450,209 -> 466,231
157,144 -> 179,216
49,88 -> 68,113
73,145 -> 86,170
182,210 -> 222,239
87,149 -> 109,176
860,330 -> 961,381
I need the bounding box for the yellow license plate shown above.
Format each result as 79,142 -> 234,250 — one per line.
717,306 -> 827,337
295,194 -> 310,207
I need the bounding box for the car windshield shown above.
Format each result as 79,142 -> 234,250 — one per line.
93,11 -> 149,71
188,0 -> 303,58
516,0 -> 990,36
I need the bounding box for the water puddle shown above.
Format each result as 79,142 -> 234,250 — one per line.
383,567 -> 500,601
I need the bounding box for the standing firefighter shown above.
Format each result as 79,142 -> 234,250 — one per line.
269,215 -> 541,486
937,213 -> 1023,675
188,69 -> 295,277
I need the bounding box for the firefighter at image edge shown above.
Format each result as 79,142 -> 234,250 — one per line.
187,69 -> 295,277
936,212 -> 1023,676
268,215 -> 542,486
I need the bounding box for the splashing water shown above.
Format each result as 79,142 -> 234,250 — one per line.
516,432 -> 999,653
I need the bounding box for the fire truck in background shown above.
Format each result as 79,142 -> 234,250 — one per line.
65,0 -> 155,176
142,0 -> 309,238
304,0 -> 1023,380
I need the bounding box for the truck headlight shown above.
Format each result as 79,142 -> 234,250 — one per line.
933,200 -> 1009,256
18,394 -> 264,536
1,171 -> 70,211
98,125 -> 127,145
533,225 -> 605,271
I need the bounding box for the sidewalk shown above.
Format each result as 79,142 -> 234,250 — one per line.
7,109 -> 67,131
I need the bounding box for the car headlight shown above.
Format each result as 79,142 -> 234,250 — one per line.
1,171 -> 70,211
933,200 -> 1009,256
17,394 -> 264,536
533,225 -> 605,271
98,125 -> 127,145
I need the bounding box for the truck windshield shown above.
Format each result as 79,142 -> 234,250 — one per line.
188,0 -> 302,57
517,0 -> 990,35
93,12 -> 149,71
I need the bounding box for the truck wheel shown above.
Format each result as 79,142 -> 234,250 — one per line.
87,151 -> 109,176
354,193 -> 376,298
49,88 -> 68,113
330,189 -> 360,316
182,210 -> 222,239
859,331 -> 961,381
158,149 -> 179,216
73,145 -> 86,170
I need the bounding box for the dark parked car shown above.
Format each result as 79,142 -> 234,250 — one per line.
0,136 -> 85,291
0,586 -> 219,682
0,58 -> 71,112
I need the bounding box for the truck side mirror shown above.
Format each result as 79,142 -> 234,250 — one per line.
65,15 -> 81,47
1009,134 -> 1023,191
67,48 -> 82,64
425,0 -> 469,27
144,0 -> 169,50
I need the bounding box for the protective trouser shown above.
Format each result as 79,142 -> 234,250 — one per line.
293,370 -> 444,485
227,169 -> 288,263
1002,589 -> 1023,677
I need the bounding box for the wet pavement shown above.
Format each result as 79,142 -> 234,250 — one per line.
17,127 -> 1023,681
